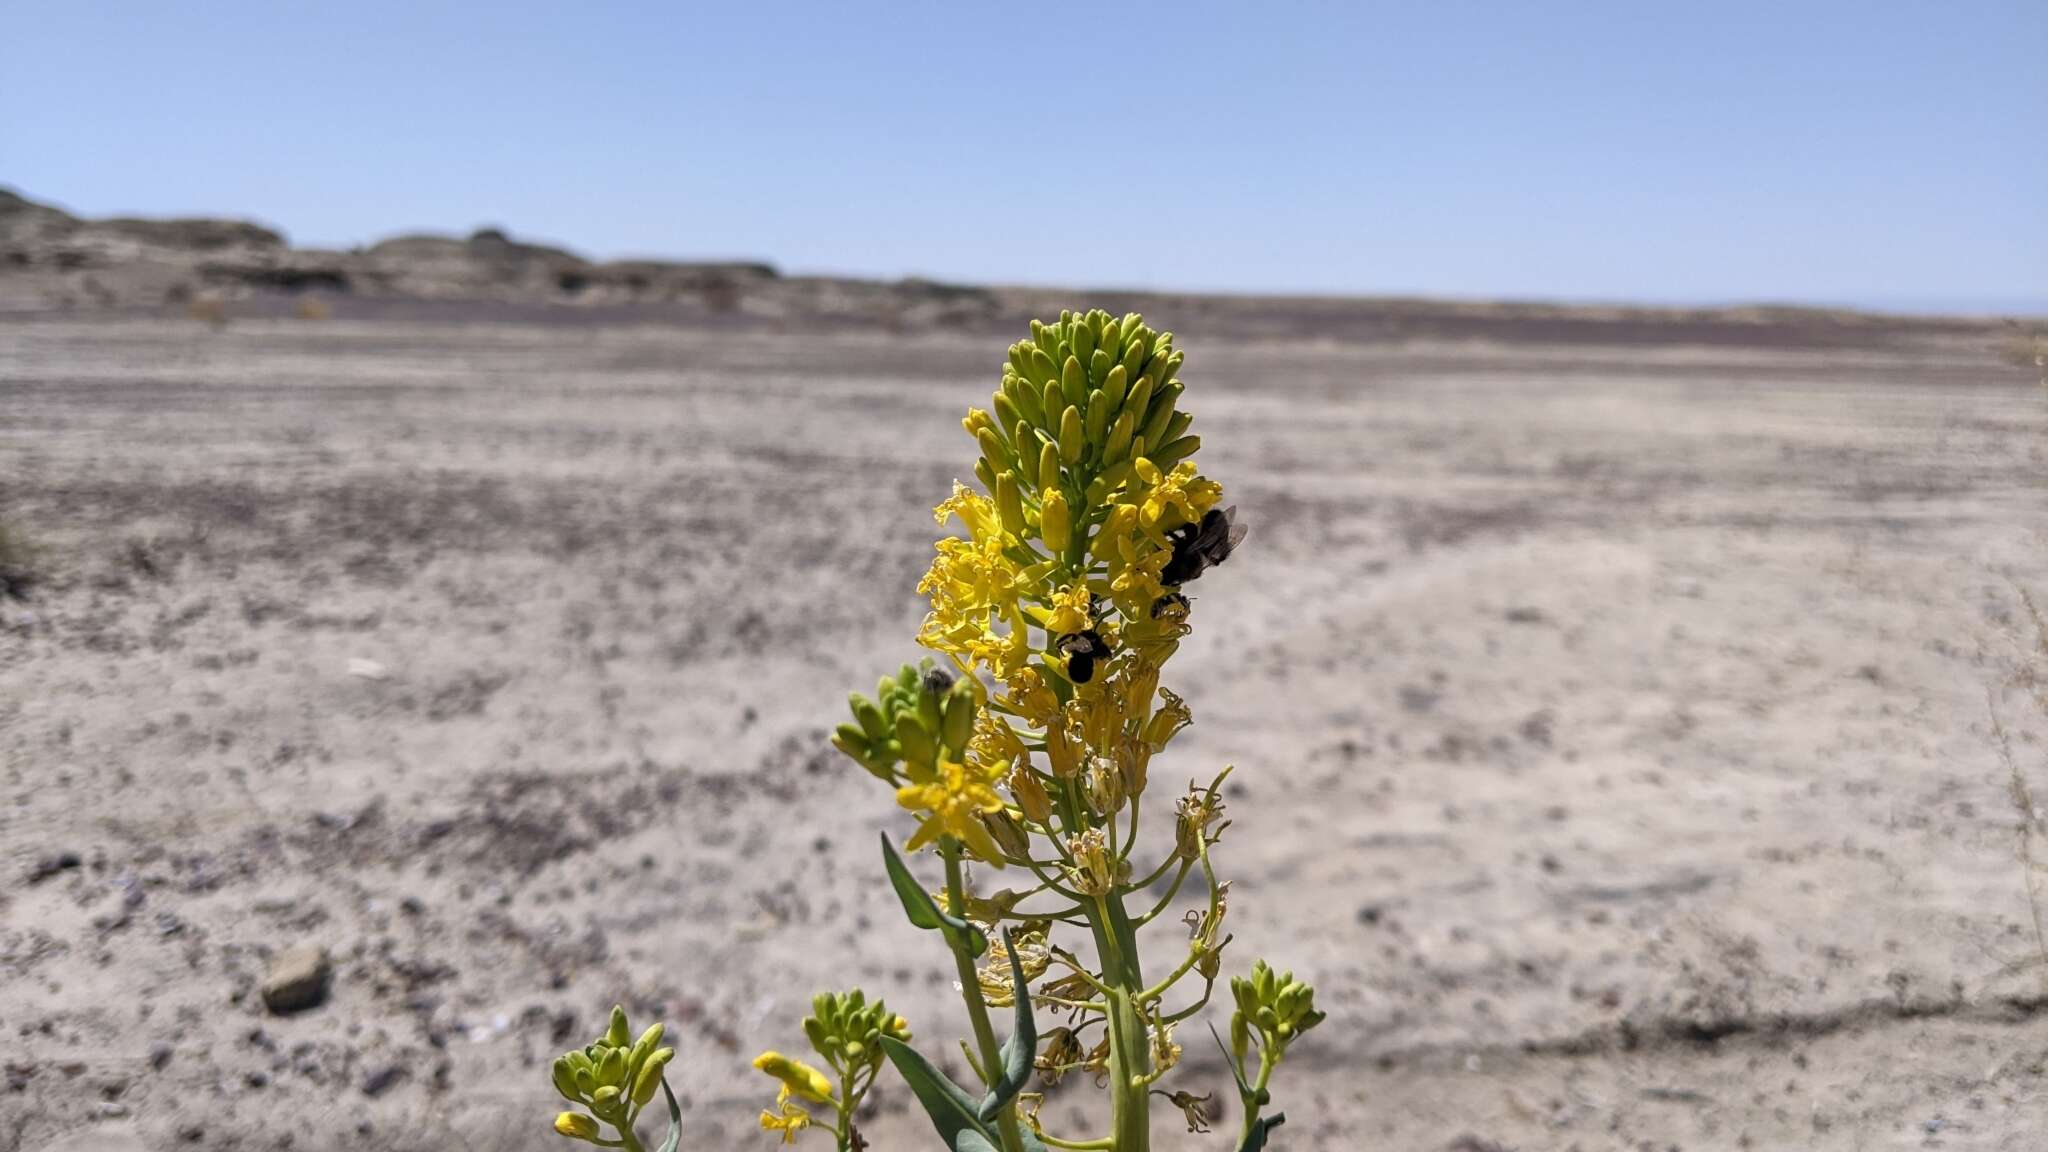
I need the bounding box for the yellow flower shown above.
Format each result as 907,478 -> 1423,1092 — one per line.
1002,667 -> 1060,728
1044,582 -> 1092,635
934,480 -> 1002,543
753,1051 -> 834,1104
554,1111 -> 601,1141
896,757 -> 1007,864
758,1084 -> 813,1145
1131,458 -> 1220,536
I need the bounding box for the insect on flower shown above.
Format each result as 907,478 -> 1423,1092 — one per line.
1159,505 -> 1245,586
1056,628 -> 1112,684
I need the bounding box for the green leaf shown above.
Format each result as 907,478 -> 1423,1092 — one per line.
1208,1023 -> 1270,1107
881,1036 -> 999,1152
1239,1113 -> 1286,1151
978,929 -> 1036,1122
656,1076 -> 683,1152
879,833 -> 987,957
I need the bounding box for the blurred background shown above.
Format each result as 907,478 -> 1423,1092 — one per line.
3,3 -> 2046,1150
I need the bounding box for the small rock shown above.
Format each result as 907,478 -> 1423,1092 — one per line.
260,945 -> 332,1015
28,851 -> 82,883
148,1044 -> 175,1071
346,657 -> 390,681
361,1063 -> 407,1097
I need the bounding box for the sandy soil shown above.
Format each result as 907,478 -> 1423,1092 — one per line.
3,310 -> 2046,1152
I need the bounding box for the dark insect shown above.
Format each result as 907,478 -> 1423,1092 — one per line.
921,665 -> 955,695
1151,592 -> 1191,622
1056,629 -> 1110,684
1160,506 -> 1245,586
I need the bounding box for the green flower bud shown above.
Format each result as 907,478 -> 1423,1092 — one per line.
1038,440 -> 1062,491
605,1006 -> 631,1048
1058,406 -> 1084,465
551,1056 -> 581,1102
555,1111 -> 600,1141
1060,355 -> 1086,408
631,1047 -> 674,1106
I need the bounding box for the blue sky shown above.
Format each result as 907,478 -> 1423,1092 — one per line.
4,1 -> 2043,310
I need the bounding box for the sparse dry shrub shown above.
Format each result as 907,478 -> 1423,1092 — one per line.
294,295 -> 333,321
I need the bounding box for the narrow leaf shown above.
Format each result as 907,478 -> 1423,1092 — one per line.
656,1076 -> 683,1152
879,833 -> 988,957
881,1036 -> 997,1151
1239,1113 -> 1286,1152
978,928 -> 1036,1121
1208,1023 -> 1269,1106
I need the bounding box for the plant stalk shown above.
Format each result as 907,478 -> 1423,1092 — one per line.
943,842 -> 1028,1152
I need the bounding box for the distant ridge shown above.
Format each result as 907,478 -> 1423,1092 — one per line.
1,188 -> 2032,352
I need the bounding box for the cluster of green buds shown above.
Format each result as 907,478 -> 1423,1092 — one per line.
831,660 -> 974,785
972,312 -> 1195,524
1219,962 -> 1326,1147
752,990 -> 911,1148
550,1006 -> 679,1152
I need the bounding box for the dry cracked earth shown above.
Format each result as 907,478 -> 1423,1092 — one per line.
3,307 -> 2047,1151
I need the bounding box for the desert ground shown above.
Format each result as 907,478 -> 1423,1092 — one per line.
3,296 -> 2047,1152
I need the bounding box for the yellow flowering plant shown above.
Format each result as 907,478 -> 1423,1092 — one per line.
813,311 -> 1321,1151
543,311 -> 1319,1152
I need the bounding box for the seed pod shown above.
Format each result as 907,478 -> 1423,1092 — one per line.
1058,406 -> 1084,465
1010,766 -> 1053,823
983,809 -> 1030,857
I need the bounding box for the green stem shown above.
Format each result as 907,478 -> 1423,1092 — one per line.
1238,1048 -> 1276,1145
1086,893 -> 1151,1152
944,842 -> 1027,1152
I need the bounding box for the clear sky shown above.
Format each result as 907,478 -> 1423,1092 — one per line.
4,1 -> 2043,310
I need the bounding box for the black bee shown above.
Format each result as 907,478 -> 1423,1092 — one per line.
1160,506 -> 1245,586
921,665 -> 955,695
1151,592 -> 1191,622
1056,629 -> 1110,684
